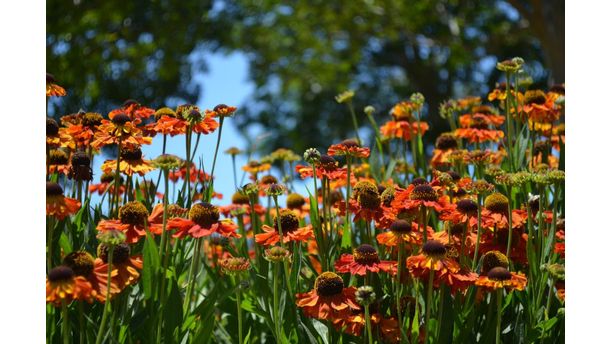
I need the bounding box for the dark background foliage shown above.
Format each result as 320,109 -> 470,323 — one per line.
47,0 -> 564,153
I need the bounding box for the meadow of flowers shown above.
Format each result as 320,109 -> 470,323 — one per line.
46,57 -> 565,343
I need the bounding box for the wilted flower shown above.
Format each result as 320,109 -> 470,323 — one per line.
335,90 -> 355,103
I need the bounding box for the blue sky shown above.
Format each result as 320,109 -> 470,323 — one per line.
91,51 -> 306,205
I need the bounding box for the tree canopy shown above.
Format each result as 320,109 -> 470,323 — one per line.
47,0 -> 564,152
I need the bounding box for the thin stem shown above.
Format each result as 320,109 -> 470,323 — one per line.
344,156 -> 353,247
95,245 -> 115,344
183,237 -> 203,312
47,216 -> 55,272
347,101 -> 362,145
156,169 -> 170,340
61,299 -> 70,344
112,139 -> 122,216
235,281 -> 243,344
424,267 -> 435,342
232,155 -> 238,190
207,117 -> 225,203
364,304 -> 373,344
273,262 -> 282,341
472,196 -> 483,270
496,289 -> 503,344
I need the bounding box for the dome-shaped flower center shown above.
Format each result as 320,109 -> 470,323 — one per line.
81,113 -> 103,127
100,172 -> 119,184
472,105 -> 494,115
381,187 -> 395,207
390,219 -> 412,234
49,149 -> 69,165
119,201 -> 149,225
231,192 -> 250,205
435,134 -> 458,150
154,107 -> 177,121
315,272 -> 345,297
112,113 -> 131,125
319,154 -> 338,171
422,240 -> 447,258
273,210 -> 300,233
189,203 -> 220,228
469,115 -> 489,130
410,184 -> 438,202
358,192 -> 381,210
449,222 -> 465,235
550,84 -> 565,95
98,243 -> 131,264
71,152 -> 90,167
339,139 -> 359,148
411,177 -> 428,186
120,148 -> 142,161
353,244 -> 380,265
48,266 -> 75,283
353,181 -> 378,197
286,193 -> 306,209
487,267 -> 512,281
63,251 -> 95,276
525,90 -> 547,105
484,193 -> 509,213
46,182 -> 64,197
260,175 -> 278,185
46,118 -> 59,136
482,250 -> 509,274
456,199 -> 478,215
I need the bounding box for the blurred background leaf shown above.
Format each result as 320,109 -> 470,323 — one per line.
47,0 -> 563,153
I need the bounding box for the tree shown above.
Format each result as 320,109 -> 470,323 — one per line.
47,0 -> 564,153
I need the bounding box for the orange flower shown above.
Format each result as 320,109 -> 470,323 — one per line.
333,311 -> 382,336
88,172 -> 126,196
91,114 -> 152,150
149,115 -> 186,137
376,219 -> 432,247
431,134 -> 459,169
520,90 -> 560,124
47,149 -> 71,176
242,160 -> 271,176
406,240 -> 477,293
334,244 -> 396,276
62,250 -> 120,302
295,155 -> 348,181
109,100 -> 155,121
391,183 -> 450,213
96,201 -> 162,244
328,139 -> 370,158
96,243 -> 143,292
219,255 -> 251,275
455,114 -> 505,144
46,73 -> 66,97
380,120 -> 429,141
475,267 -> 527,292
167,203 -> 240,239
100,147 -> 157,177
255,209 -> 314,246
46,182 -> 81,220
46,119 -> 75,149
296,272 -> 360,320
46,266 -> 96,306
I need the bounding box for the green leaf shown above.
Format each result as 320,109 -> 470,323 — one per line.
58,232 -> 73,256
163,278 -> 183,343
142,232 -> 160,300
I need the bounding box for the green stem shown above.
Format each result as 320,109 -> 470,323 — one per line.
496,289 -> 503,344
343,156 -> 353,248
61,299 -> 70,344
506,189 -> 514,258
504,71 -> 515,172
183,237 -> 203,312
424,267 -> 435,343
347,101 -> 362,145
112,139 -> 122,216
365,304 -> 373,344
273,262 -> 282,341
156,170 -> 170,340
95,245 -> 114,344
47,216 -> 55,272
235,282 -> 243,344
206,117 -> 225,203
472,196 -> 483,270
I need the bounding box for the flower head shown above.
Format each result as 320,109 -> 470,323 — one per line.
219,256 -> 251,275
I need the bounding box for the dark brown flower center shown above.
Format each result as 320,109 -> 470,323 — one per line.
315,272 -> 344,297
123,99 -> 139,107
273,210 -> 300,233
46,182 -> 64,196
48,266 -> 74,282
98,243 -> 131,264
456,199 -> 478,215
49,149 -> 69,165
339,139 -> 360,148
469,115 -> 489,130
525,90 -> 547,105
550,84 -> 565,95
381,187 -> 395,207
353,244 -> 380,265
189,203 -> 220,228
260,175 -> 278,185
46,73 -> 56,84
487,267 -> 512,281
411,177 -> 428,186
214,104 -> 229,112
71,152 -> 90,167
119,201 -> 149,225
435,134 -> 458,150
121,148 -> 143,161
112,113 -> 131,125
46,118 -> 59,136
472,105 -> 494,115
319,154 -> 338,171
63,251 -> 95,276
390,219 -> 412,233
410,184 -> 438,202
100,172 -> 116,184
82,113 -> 103,127
422,240 -> 447,257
